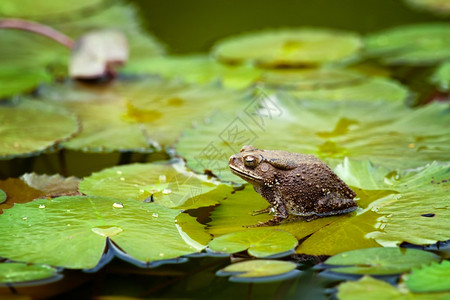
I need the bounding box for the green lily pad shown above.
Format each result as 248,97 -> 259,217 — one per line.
404,0 -> 450,16
404,260 -> 450,293
212,28 -> 362,67
323,247 -> 440,275
339,162 -> 450,246
431,60 -> 450,92
365,23 -> 450,66
276,77 -> 409,102
79,161 -> 219,210
0,195 -> 207,269
122,54 -> 262,90
259,68 -> 366,90
0,263 -> 60,285
121,78 -> 250,148
177,96 -> 450,182
337,276 -> 450,300
217,260 -> 299,282
0,67 -> 52,99
208,228 -> 298,257
0,100 -> 79,159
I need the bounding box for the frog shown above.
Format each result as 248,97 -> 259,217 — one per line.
229,145 -> 357,226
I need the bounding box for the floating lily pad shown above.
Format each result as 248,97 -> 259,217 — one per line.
79,161 -> 219,210
322,247 -> 440,275
337,275 -> 450,300
213,28 -> 362,67
0,195 -> 206,269
404,0 -> 450,16
0,67 -> 52,99
177,96 -> 450,182
270,77 -> 409,102
208,228 -> 298,257
122,54 -> 262,90
365,23 -> 450,66
336,160 -> 450,246
259,68 -> 366,90
121,78 -> 250,148
404,260 -> 450,293
0,100 -> 79,159
431,61 -> 450,92
0,263 -> 60,285
217,260 -> 299,282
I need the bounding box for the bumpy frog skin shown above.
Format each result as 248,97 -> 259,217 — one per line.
229,145 -> 357,226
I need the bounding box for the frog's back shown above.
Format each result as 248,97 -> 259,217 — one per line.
282,156 -> 357,216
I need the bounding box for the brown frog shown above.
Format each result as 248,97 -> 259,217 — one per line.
229,145 -> 357,226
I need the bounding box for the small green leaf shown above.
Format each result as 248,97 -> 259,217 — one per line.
366,23 -> 450,65
0,263 -> 59,284
79,161 -> 219,209
217,260 -> 299,282
324,247 -> 440,275
122,54 -> 262,89
404,260 -> 450,293
0,196 -> 206,269
213,28 -> 362,67
208,228 -> 298,257
0,100 -> 79,159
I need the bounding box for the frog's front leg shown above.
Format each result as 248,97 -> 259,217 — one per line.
251,206 -> 272,216
249,188 -> 288,227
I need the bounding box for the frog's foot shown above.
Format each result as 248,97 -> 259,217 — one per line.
251,206 -> 272,216
246,215 -> 288,227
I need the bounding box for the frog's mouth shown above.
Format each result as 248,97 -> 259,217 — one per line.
229,164 -> 264,183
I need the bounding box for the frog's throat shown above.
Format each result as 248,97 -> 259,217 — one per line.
229,165 -> 264,182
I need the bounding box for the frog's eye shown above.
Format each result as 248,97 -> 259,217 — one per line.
243,155 -> 258,168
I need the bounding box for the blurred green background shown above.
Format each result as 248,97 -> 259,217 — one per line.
130,0 -> 441,53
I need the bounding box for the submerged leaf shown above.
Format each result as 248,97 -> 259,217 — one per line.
0,262 -> 60,285
217,260 -> 299,282
0,188 -> 5,204
404,260 -> 450,292
365,23 -> 450,65
213,28 -> 362,67
323,247 -> 440,275
0,100 -> 79,159
0,196 -> 206,269
208,228 -> 298,257
79,161 -> 219,209
122,54 -> 262,89
0,178 -> 45,213
177,95 -> 450,182
20,173 -> 80,197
